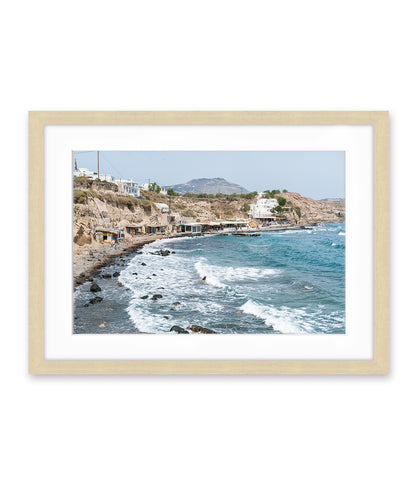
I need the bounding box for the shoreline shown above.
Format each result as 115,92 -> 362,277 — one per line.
73,221 -> 345,335
73,233 -> 186,289
73,223 -> 326,289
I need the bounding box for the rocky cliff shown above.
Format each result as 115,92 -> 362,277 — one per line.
73,181 -> 345,248
73,181 -> 163,247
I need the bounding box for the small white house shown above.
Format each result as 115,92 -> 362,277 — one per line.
98,174 -> 115,182
73,167 -> 96,178
73,168 -> 114,182
116,179 -> 141,197
140,183 -> 168,196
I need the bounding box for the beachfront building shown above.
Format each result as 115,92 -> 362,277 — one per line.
95,226 -> 125,243
179,223 -> 202,235
125,224 -> 146,237
201,221 -> 250,233
145,224 -> 168,234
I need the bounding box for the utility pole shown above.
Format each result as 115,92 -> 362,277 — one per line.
97,151 -> 100,180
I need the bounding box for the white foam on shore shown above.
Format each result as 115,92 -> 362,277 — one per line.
195,258 -> 280,289
239,300 -> 313,334
119,238 -> 226,332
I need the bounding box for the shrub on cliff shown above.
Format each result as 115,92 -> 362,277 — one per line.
73,176 -> 93,188
74,190 -> 87,204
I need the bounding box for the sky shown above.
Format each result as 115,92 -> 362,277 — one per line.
73,150 -> 345,199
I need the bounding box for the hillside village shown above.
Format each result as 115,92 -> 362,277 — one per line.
73,165 -> 344,282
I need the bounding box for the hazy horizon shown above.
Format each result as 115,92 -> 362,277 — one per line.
73,150 -> 345,200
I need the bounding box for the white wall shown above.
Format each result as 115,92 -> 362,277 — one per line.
0,1 -> 412,498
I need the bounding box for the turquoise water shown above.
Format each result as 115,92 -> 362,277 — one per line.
113,222 -> 345,334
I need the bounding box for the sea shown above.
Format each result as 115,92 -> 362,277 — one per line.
73,222 -> 345,334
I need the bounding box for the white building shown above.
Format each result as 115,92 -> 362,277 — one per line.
248,197 -> 278,218
116,179 -> 141,197
98,174 -> 115,182
73,168 -> 114,182
140,182 -> 168,196
73,167 -> 96,178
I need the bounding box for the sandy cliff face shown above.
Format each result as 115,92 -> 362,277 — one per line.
73,188 -> 162,247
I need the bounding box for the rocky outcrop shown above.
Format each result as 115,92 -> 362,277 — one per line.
170,326 -> 189,333
89,296 -> 103,304
279,192 -> 345,223
188,325 -> 217,334
73,225 -> 92,246
90,282 -> 101,293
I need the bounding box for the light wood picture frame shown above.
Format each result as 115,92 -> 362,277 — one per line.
29,111 -> 389,374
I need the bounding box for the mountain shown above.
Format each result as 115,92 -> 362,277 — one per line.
319,198 -> 345,204
164,177 -> 249,195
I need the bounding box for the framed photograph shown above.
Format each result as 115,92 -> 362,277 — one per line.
29,111 -> 389,374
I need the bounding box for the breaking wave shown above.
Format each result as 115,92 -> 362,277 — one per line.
239,299 -> 313,334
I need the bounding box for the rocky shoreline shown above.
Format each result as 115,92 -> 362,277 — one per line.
73,222 -> 343,334
73,224 -> 318,290
73,233 -> 185,290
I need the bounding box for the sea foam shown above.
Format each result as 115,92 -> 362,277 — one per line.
239,299 -> 313,334
195,259 -> 279,289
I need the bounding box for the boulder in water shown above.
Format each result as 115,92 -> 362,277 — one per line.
170,326 -> 189,334
90,282 -> 101,293
113,271 -> 120,277
188,325 -> 217,334
140,295 -> 149,299
151,294 -> 163,300
89,296 -> 103,304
